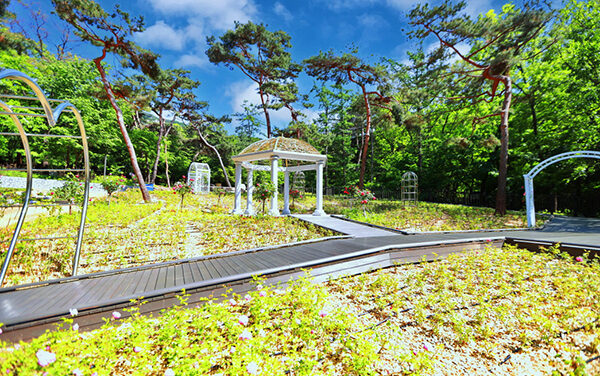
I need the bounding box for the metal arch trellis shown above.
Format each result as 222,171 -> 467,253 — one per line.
0,69 -> 90,286
523,151 -> 600,228
187,162 -> 210,194
401,171 -> 418,206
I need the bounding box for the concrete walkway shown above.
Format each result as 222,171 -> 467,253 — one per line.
291,214 -> 399,237
541,215 -> 600,233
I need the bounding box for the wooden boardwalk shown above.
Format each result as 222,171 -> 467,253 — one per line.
1,215 -> 600,342
291,214 -> 400,237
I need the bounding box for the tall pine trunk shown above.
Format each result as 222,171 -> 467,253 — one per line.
358,85 -> 371,189
495,77 -> 512,216
94,57 -> 151,203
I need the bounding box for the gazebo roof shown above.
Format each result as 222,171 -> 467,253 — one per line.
233,137 -> 326,163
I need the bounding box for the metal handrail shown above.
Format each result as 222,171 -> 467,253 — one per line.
0,69 -> 90,285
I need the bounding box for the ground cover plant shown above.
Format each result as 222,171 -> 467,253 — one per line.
0,189 -> 333,287
323,197 -> 540,231
1,245 -> 598,375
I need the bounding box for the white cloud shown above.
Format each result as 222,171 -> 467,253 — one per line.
464,0 -> 494,18
323,0 -> 378,11
149,0 -> 257,30
358,14 -> 388,28
385,0 -> 418,10
274,2 -> 293,22
134,21 -> 186,51
227,80 -> 297,127
175,54 -> 208,68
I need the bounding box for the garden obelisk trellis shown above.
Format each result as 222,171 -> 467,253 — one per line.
524,151 -> 600,227
0,69 -> 90,286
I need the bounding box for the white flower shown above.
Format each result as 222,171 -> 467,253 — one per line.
238,315 -> 249,326
246,361 -> 260,374
69,308 -> 78,316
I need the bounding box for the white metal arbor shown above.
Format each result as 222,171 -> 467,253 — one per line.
187,162 -> 210,194
524,151 -> 600,227
401,171 -> 418,205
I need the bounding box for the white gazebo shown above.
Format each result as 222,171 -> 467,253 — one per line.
231,137 -> 327,216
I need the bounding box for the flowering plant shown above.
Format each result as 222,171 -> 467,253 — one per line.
255,181 -> 275,214
100,175 -> 121,205
342,185 -> 376,215
173,176 -> 193,209
289,189 -> 302,209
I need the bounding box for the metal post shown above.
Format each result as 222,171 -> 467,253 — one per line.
244,168 -> 255,216
282,170 -> 291,215
313,160 -> 326,216
269,156 -> 280,216
524,175 -> 535,227
232,162 -> 243,214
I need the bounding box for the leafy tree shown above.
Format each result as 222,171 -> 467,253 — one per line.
52,0 -> 160,202
309,82 -> 358,188
0,1 -> 35,54
127,68 -> 200,184
206,21 -> 302,138
304,50 -> 397,188
408,0 -> 552,215
177,96 -> 233,187
234,100 -> 264,142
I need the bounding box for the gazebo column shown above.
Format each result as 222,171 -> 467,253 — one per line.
282,170 -> 291,215
269,156 -> 280,216
313,160 -> 326,216
244,168 -> 255,216
232,162 -> 243,215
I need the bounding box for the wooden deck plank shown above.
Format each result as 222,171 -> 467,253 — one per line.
174,264 -> 186,288
187,261 -> 204,283
155,266 -> 168,291
129,268 -> 153,297
203,259 -> 223,280
217,256 -> 247,275
231,253 -> 270,272
193,260 -> 211,281
93,273 -> 131,304
109,270 -> 143,300
208,259 -> 231,278
144,268 -> 160,292
212,257 -> 238,276
163,266 -> 177,290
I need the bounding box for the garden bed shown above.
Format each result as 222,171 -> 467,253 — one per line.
0,190 -> 334,287
1,244 -> 598,375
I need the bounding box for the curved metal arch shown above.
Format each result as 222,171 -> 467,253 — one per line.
523,150 -> 600,227
0,100 -> 33,285
0,70 -> 90,285
525,151 -> 600,179
0,69 -> 55,126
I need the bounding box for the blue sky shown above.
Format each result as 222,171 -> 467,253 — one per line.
9,0 -> 505,135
